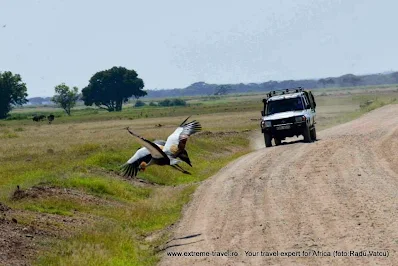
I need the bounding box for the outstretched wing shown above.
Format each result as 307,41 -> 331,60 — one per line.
177,120 -> 202,149
126,128 -> 169,159
121,152 -> 152,177
121,140 -> 166,178
164,117 -> 202,155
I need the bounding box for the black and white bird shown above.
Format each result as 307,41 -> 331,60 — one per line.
121,116 -> 201,177
121,139 -> 166,177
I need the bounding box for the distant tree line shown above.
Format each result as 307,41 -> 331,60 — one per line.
2,67 -> 398,119
0,66 -> 147,118
145,72 -> 398,98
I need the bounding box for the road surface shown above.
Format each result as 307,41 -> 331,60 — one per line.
159,105 -> 398,266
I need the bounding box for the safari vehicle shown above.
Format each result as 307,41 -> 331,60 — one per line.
260,87 -> 317,147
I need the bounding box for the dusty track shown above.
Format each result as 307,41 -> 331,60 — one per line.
159,105 -> 398,266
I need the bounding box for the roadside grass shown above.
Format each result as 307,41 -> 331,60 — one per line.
0,110 -> 254,265
1,89 -> 398,265
34,185 -> 196,266
37,224 -> 155,266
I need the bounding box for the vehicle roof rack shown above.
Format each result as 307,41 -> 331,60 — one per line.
264,87 -> 304,100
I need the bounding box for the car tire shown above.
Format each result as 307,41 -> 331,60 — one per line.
310,126 -> 317,141
303,125 -> 312,143
264,133 -> 272,147
274,138 -> 282,146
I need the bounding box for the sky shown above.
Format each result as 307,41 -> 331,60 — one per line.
1,0 -> 398,97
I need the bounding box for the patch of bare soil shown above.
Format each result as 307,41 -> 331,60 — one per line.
160,105 -> 398,266
0,203 -> 48,266
11,184 -> 118,207
196,130 -> 240,137
1,184 -> 121,265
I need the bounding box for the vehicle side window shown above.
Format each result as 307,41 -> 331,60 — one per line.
302,96 -> 309,109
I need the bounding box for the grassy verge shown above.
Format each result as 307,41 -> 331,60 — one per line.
0,110 -> 253,265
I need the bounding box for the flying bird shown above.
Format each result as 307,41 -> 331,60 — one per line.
121,139 -> 166,177
121,116 -> 201,177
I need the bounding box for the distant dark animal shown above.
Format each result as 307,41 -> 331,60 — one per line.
155,124 -> 164,128
47,114 -> 55,124
32,115 -> 46,122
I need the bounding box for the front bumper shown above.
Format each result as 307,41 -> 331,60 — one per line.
261,121 -> 306,137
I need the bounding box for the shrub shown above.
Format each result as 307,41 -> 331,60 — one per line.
134,100 -> 146,108
158,98 -> 187,107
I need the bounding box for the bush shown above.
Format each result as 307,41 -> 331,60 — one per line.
158,98 -> 187,107
158,99 -> 171,107
171,98 -> 187,106
134,100 -> 146,108
149,102 -> 158,106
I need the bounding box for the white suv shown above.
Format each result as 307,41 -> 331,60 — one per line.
260,88 -> 317,147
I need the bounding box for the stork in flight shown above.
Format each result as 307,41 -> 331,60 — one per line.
121,116 -> 201,177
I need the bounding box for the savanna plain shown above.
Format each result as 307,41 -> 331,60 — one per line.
0,87 -> 397,265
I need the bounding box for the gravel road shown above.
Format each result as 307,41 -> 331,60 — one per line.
159,105 -> 398,266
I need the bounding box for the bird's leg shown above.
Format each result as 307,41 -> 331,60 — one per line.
170,165 -> 191,175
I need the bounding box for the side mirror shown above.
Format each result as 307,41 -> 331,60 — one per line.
261,111 -> 265,116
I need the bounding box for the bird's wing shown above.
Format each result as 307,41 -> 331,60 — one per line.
121,152 -> 152,177
164,117 -> 202,154
163,127 -> 183,152
153,139 -> 166,146
127,146 -> 151,164
121,141 -> 165,177
126,128 -> 169,159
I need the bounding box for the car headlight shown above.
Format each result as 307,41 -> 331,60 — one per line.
295,116 -> 306,123
261,120 -> 272,128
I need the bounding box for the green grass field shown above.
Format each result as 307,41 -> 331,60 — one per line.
1,86 -> 397,265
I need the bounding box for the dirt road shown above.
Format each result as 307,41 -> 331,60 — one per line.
159,105 -> 398,266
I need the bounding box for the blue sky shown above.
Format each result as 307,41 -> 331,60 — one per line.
1,0 -> 397,97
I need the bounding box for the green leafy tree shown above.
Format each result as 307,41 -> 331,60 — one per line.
0,71 -> 28,119
82,67 -> 146,112
52,83 -> 79,116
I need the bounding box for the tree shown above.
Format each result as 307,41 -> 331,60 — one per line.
134,100 -> 146,107
0,71 -> 28,119
318,78 -> 335,88
341,74 -> 361,87
52,83 -> 79,116
318,79 -> 327,88
214,85 -> 233,95
81,66 -> 146,112
391,72 -> 398,83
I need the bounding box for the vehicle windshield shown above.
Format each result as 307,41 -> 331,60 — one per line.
267,97 -> 304,115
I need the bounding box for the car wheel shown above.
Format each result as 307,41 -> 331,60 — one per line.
310,127 -> 317,141
303,125 -> 312,143
264,133 -> 272,147
274,138 -> 282,146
